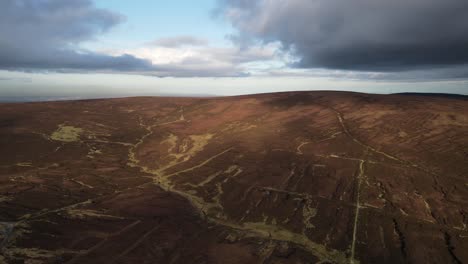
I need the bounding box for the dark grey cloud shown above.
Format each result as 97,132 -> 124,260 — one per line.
0,0 -> 153,72
218,0 -> 468,73
149,36 -> 209,48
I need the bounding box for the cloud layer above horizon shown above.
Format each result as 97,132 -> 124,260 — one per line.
1,0 -> 468,81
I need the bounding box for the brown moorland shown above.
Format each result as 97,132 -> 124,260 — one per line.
0,91 -> 467,263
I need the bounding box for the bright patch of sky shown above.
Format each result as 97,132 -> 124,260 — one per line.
89,0 -> 233,49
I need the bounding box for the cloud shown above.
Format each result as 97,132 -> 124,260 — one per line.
0,0 -> 153,72
108,40 -> 281,77
148,36 -> 209,48
217,0 -> 468,73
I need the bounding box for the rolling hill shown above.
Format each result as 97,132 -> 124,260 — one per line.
0,91 -> 467,263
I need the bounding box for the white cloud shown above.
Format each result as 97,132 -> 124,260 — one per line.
102,37 -> 284,77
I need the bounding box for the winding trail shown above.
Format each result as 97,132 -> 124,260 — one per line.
328,107 -> 455,181
321,105 -> 466,263
350,160 -> 366,264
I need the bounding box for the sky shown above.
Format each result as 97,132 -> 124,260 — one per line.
0,0 -> 467,99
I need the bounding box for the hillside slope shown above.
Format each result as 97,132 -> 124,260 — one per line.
0,91 -> 467,263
